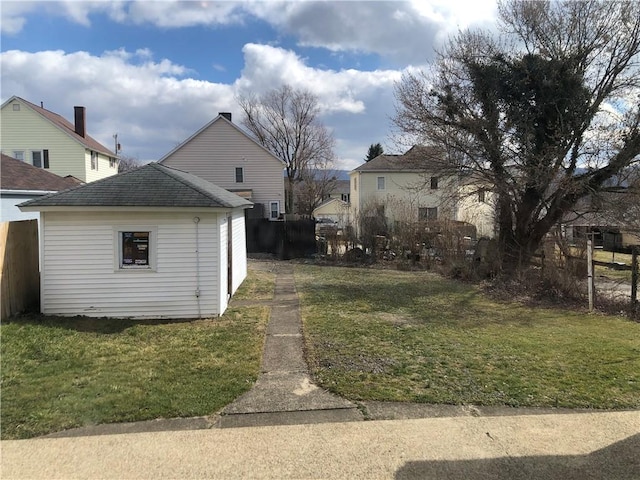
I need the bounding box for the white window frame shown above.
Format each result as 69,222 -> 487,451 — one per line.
269,201 -> 280,220
109,157 -> 117,168
91,151 -> 99,170
113,227 -> 157,272
13,150 -> 25,162
235,167 -> 244,183
377,176 -> 385,190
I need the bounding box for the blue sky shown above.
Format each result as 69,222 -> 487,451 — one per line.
1,1 -> 498,170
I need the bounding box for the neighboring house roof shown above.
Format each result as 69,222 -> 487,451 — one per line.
351,146 -> 443,174
332,180 -> 350,195
1,154 -> 83,192
157,114 -> 286,166
19,163 -> 253,209
314,197 -> 349,211
1,96 -> 115,157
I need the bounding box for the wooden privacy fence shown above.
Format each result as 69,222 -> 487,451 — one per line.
246,218 -> 316,259
1,220 -> 39,321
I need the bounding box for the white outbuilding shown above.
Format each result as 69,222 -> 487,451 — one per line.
19,163 -> 252,319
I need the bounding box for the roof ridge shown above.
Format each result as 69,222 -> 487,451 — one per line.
153,163 -> 237,205
158,114 -> 286,166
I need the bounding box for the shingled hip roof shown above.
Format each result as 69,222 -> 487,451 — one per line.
19,163 -> 254,210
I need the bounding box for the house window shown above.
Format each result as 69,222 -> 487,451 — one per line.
341,193 -> 350,203
12,103 -> 20,111
353,178 -> 357,191
110,157 -> 117,168
32,151 -> 42,168
377,176 -> 385,190
430,176 -> 439,189
270,201 -> 280,220
419,207 -> 438,221
478,190 -> 486,202
119,231 -> 152,269
13,151 -> 24,162
235,167 -> 244,183
91,151 -> 98,170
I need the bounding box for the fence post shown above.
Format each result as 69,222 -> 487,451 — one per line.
631,246 -> 638,313
587,238 -> 594,313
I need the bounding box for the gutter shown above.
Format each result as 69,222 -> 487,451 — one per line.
1,189 -> 58,196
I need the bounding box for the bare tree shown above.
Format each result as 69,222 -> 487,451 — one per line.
117,155 -> 141,173
295,166 -> 339,216
394,0 -> 640,273
237,85 -> 336,213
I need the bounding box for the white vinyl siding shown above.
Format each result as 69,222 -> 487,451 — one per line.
160,118 -> 285,218
39,211 -> 225,319
218,215 -> 229,314
1,194 -> 41,222
230,210 -> 247,294
84,150 -> 115,183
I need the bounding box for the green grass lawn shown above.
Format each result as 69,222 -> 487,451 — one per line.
593,249 -> 634,282
296,265 -> 640,410
1,268 -> 273,440
232,266 -> 276,301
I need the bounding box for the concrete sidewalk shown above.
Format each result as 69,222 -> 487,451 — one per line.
218,264 -> 362,427
3,411 -> 639,479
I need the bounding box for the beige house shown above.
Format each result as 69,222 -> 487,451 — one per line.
159,113 -> 285,220
0,96 -> 118,183
349,147 -> 495,238
312,198 -> 351,228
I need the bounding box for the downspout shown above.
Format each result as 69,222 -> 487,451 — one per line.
193,216 -> 201,319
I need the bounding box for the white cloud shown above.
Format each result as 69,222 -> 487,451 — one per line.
1,49 -> 236,162
0,1 -> 34,34
1,44 -> 409,169
2,1 -> 498,64
238,43 -> 401,114
125,1 -> 243,28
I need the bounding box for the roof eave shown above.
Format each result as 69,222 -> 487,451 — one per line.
19,205 -> 252,213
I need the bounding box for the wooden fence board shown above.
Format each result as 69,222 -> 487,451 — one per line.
1,220 -> 39,321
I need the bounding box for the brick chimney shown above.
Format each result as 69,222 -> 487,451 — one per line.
74,106 -> 86,138
219,112 -> 232,122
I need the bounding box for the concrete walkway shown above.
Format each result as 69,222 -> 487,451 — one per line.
218,264 -> 362,427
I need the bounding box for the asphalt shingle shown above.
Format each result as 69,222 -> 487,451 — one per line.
1,154 -> 82,192
19,163 -> 253,209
